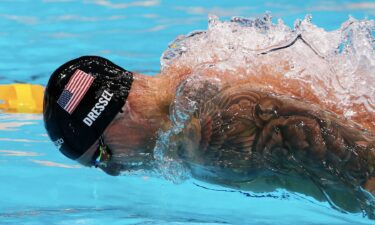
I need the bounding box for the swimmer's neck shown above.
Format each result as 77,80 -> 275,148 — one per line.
110,71 -> 188,154
127,71 -> 190,123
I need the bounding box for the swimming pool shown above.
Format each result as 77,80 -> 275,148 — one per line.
1,0 -> 374,224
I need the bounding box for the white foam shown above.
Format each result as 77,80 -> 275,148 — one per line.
161,14 -> 375,122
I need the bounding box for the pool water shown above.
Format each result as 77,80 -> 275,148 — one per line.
0,1 -> 374,224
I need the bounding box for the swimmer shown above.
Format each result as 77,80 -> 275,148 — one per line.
43,56 -> 375,216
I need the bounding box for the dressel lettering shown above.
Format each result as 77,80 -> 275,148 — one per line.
83,90 -> 113,126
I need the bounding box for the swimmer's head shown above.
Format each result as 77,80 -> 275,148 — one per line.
43,56 -> 133,161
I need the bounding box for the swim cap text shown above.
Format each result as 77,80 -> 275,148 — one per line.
54,138 -> 64,149
83,90 -> 113,127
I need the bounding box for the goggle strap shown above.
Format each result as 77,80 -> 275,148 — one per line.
99,136 -> 105,147
95,137 -> 105,166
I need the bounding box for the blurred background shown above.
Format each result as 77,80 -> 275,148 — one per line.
0,0 -> 373,84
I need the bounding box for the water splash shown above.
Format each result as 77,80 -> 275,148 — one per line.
161,14 -> 375,131
153,128 -> 191,184
156,14 -> 375,217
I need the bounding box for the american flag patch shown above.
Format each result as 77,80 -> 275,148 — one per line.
57,69 -> 94,114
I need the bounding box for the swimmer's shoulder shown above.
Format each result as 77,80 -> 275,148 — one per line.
171,75 -> 223,110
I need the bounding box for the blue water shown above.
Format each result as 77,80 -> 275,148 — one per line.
0,1 -> 374,224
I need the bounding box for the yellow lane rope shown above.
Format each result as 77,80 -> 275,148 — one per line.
0,84 -> 44,113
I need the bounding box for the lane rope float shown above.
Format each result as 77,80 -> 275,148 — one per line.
0,84 -> 44,113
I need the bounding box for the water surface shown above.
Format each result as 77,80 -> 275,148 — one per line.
0,0 -> 374,224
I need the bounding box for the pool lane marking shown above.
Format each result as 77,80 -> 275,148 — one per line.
30,160 -> 81,169
0,150 -> 41,157
0,122 -> 36,131
0,138 -> 48,143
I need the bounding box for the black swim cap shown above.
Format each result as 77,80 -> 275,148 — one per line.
43,56 -> 133,160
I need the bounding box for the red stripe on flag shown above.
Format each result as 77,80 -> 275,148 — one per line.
68,71 -> 85,92
67,73 -> 94,113
65,70 -> 82,90
66,73 -> 89,113
65,72 -> 86,112
69,79 -> 94,113
63,69 -> 94,114
69,75 -> 94,112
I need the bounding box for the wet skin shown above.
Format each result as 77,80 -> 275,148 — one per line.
77,72 -> 375,216
175,83 -> 375,214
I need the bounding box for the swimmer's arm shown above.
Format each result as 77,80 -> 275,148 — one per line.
175,84 -> 375,216
173,78 -> 375,192
253,96 -> 375,193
